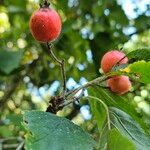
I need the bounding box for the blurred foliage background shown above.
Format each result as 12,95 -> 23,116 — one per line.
0,0 -> 150,145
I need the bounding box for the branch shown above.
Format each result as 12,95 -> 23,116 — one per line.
46,69 -> 139,114
46,74 -> 108,114
46,42 -> 66,97
67,76 -> 108,97
40,0 -> 50,8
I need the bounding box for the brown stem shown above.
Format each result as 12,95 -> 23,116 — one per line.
60,75 -> 109,107
40,0 -> 50,8
65,75 -> 108,98
46,70 -> 138,113
46,42 -> 66,97
60,70 -> 139,108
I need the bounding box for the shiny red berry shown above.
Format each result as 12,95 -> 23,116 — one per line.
29,8 -> 62,42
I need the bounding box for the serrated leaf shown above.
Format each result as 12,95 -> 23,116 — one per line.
23,111 -> 96,150
129,61 -> 150,84
127,48 -> 150,62
110,107 -> 150,150
108,128 -> 136,150
0,50 -> 23,74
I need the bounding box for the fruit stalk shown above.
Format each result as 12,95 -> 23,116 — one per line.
46,42 -> 66,97
43,0 -> 50,7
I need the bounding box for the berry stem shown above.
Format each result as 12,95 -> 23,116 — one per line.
43,0 -> 50,6
40,0 -> 50,8
65,74 -> 109,98
46,70 -> 138,113
46,42 -> 66,97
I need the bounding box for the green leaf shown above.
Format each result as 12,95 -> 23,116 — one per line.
110,107 -> 150,150
88,87 -> 148,132
129,61 -> 150,84
108,128 -> 136,150
88,91 -> 106,131
23,111 -> 96,150
0,50 -> 23,74
127,48 -> 150,62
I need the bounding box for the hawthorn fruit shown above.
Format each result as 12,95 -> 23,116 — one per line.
101,50 -> 131,95
101,50 -> 128,73
29,7 -> 62,42
107,76 -> 131,95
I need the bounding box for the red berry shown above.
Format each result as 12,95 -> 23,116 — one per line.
107,76 -> 131,95
101,50 -> 128,73
29,8 -> 62,42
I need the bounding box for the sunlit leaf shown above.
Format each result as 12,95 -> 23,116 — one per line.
129,61 -> 150,84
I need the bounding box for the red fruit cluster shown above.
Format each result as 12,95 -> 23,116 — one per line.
29,7 -> 62,42
101,50 -> 131,95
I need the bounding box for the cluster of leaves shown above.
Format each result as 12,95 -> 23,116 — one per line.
23,48 -> 150,150
0,0 -> 150,150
